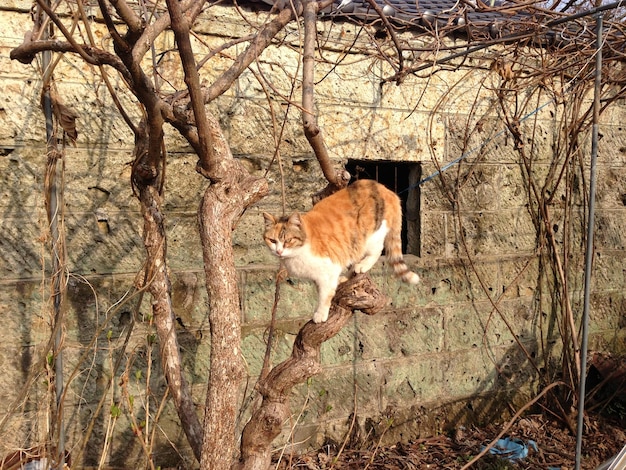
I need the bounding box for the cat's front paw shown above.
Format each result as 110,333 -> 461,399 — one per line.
312,308 -> 329,323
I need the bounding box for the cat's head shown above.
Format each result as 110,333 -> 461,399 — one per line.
262,212 -> 306,258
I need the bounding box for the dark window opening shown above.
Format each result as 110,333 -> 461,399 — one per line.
346,160 -> 421,256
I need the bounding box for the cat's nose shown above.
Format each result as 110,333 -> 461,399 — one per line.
276,247 -> 283,256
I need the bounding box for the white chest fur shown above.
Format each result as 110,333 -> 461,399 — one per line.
281,244 -> 340,281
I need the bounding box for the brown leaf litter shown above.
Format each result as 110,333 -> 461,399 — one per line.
274,413 -> 625,469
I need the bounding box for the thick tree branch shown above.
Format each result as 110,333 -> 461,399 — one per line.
205,7 -> 296,102
96,0 -> 131,53
132,0 -> 205,64
235,274 -> 389,470
301,0 -> 349,197
138,183 -> 204,461
168,0 -> 223,181
116,42 -> 168,185
166,7 -> 298,167
107,0 -> 144,36
10,40 -> 130,81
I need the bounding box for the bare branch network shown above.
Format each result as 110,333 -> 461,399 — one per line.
5,0 -> 626,468
309,0 -> 626,83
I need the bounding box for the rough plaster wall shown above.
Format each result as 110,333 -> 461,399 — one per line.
1,2 -> 626,467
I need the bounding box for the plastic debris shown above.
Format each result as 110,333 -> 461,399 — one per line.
483,437 -> 538,462
596,442 -> 626,470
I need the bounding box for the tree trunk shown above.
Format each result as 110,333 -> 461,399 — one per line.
198,161 -> 268,470
235,274 -> 389,470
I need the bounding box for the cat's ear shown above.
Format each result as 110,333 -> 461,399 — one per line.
287,212 -> 302,227
262,212 -> 276,227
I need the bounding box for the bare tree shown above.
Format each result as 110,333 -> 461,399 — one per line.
8,0 -> 356,468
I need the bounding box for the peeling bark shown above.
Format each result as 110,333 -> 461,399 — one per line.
235,274 -> 389,470
139,183 -> 204,461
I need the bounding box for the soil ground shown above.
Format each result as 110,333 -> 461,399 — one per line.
274,413 -> 626,469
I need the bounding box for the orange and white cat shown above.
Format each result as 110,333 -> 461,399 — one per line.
263,179 -> 419,323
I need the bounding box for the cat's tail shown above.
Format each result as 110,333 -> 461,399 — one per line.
384,228 -> 420,285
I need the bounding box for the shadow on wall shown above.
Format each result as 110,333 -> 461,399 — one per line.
64,274 -> 203,468
446,333 -> 540,429
334,332 -> 543,449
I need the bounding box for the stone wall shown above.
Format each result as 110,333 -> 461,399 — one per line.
1,1 -> 625,467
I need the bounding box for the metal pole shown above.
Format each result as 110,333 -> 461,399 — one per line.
575,12 -> 602,470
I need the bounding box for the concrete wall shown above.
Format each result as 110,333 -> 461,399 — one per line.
1,1 -> 625,467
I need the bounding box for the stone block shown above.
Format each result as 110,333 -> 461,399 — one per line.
444,299 -> 537,353
241,325 -> 299,377
592,248 -> 626,291
589,328 -> 626,355
594,209 -> 626,251
444,343 -> 537,397
490,343 -> 539,388
0,77 -> 43,147
444,305 -> 486,351
0,215 -> 46,277
234,209 -> 279,266
378,258 -> 500,308
215,96 -> 312,158
456,208 -> 536,256
64,211 -> 144,275
241,268 -> 317,324
162,214 -> 204,271
320,319 -> 361,366
499,256 -> 539,298
354,306 -> 444,361
596,166 -> 626,209
317,104 -> 442,162
442,348 -> 498,397
170,270 -> 207,328
315,57 -> 380,107
588,291 -> 626,333
371,262 -> 430,309
379,71 -> 450,111
598,125 -> 626,165
381,356 -> 447,406
0,280 -> 48,350
0,148 -> 45,210
420,211 -> 448,258
299,361 -> 385,420
420,167 -> 453,211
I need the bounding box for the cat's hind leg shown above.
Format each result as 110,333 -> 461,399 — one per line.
353,252 -> 382,274
340,263 -> 355,284
354,221 -> 388,274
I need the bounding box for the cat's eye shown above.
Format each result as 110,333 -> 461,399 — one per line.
285,237 -> 298,246
267,238 -> 277,244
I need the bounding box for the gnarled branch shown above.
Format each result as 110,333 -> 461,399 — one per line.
235,273 -> 389,470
